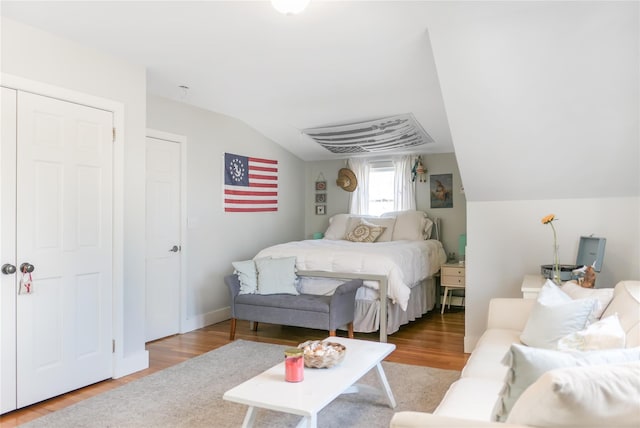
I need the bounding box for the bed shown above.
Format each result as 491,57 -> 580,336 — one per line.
253,210 -> 447,342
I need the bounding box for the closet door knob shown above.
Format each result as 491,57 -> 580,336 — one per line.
1,264 -> 16,275
19,263 -> 35,273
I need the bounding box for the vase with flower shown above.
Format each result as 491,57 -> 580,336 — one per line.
541,214 -> 561,285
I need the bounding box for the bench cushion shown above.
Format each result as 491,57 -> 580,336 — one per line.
235,293 -> 332,313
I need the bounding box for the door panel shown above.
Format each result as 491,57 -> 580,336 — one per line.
15,91 -> 113,408
145,136 -> 181,342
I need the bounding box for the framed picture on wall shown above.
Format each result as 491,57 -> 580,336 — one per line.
315,181 -> 326,191
316,205 -> 326,215
315,193 -> 326,203
430,173 -> 453,208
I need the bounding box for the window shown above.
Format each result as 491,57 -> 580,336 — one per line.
368,163 -> 395,216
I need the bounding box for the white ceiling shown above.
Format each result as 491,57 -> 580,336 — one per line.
1,0 -> 454,161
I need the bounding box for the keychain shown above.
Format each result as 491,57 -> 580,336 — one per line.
19,266 -> 33,294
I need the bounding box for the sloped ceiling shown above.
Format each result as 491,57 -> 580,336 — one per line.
2,1 -> 638,202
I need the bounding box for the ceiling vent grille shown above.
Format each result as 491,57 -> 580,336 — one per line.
302,113 -> 433,154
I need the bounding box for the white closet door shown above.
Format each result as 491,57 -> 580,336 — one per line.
1,87 -> 18,414
145,136 -> 181,342
15,92 -> 113,408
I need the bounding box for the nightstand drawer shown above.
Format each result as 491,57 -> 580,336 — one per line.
441,266 -> 465,277
442,275 -> 465,286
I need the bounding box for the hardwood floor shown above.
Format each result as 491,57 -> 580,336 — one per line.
0,308 -> 467,426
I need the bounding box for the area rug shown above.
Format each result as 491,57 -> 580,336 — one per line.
24,340 -> 459,427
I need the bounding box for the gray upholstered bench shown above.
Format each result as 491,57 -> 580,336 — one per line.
224,274 -> 362,340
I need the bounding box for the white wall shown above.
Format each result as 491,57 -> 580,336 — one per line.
146,95 -> 306,329
305,153 -> 466,256
1,18 -> 148,372
465,197 -> 640,350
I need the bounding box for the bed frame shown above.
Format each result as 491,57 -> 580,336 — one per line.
297,270 -> 390,342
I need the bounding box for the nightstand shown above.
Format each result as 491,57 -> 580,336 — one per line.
441,263 -> 465,314
521,274 -> 546,299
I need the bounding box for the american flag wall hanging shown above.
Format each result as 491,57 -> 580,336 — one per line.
223,152 -> 278,212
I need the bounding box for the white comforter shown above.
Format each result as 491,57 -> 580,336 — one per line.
254,239 -> 447,310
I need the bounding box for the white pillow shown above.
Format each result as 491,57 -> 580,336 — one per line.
323,213 -> 351,240
232,259 -> 260,294
345,216 -> 395,242
506,362 -> 640,427
561,281 -> 615,319
520,281 -> 596,349
494,344 -> 640,422
423,217 -> 434,239
345,219 -> 386,243
254,256 -> 299,295
557,314 -> 626,351
381,210 -> 427,241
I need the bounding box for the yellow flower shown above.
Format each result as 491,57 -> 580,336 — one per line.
541,214 -> 555,224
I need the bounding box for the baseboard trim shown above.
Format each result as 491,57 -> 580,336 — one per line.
113,349 -> 149,379
180,307 -> 231,334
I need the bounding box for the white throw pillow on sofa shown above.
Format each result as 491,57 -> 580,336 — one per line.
520,281 -> 596,349
561,280 -> 615,319
506,362 -> 640,427
494,344 -> 640,422
232,258 -> 261,294
557,314 -> 626,351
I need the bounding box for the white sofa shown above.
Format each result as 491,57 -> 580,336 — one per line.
390,280 -> 640,428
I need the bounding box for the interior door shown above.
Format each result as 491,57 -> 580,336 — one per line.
145,136 -> 181,342
15,91 -> 113,408
1,87 -> 18,414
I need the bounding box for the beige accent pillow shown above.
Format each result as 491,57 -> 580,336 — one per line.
345,219 -> 386,243
561,281 -> 614,319
345,216 -> 395,242
381,210 -> 427,241
506,362 -> 640,427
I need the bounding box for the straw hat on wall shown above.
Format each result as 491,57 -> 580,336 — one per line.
336,168 -> 357,192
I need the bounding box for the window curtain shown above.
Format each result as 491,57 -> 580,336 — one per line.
392,155 -> 416,211
347,158 -> 370,215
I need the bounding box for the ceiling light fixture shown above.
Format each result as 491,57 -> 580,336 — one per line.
271,0 -> 311,15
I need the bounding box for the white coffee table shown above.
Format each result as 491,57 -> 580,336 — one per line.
223,337 -> 396,428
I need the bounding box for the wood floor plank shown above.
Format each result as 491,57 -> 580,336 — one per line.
0,308 -> 467,426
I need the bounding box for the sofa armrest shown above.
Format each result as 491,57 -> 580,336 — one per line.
390,412 -> 530,428
486,298 -> 536,331
333,278 -> 363,295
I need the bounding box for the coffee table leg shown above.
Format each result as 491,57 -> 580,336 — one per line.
375,362 -> 396,408
241,406 -> 257,428
294,414 -> 316,428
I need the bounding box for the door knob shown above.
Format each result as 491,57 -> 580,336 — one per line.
19,262 -> 35,273
169,245 -> 180,253
1,264 -> 16,275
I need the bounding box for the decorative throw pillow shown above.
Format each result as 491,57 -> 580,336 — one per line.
255,256 -> 299,295
494,344 -> 640,422
520,281 -> 596,349
345,219 -> 386,243
561,281 -> 615,319
232,259 -> 260,294
345,216 -> 396,242
506,362 -> 640,427
557,314 -> 626,351
381,210 -> 427,241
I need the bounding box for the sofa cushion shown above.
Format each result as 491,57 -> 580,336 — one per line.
232,259 -> 261,294
520,281 -> 596,349
495,344 -> 640,422
506,362 -> 640,427
461,329 -> 521,380
601,280 -> 640,347
235,293 -> 331,313
434,377 -> 505,422
255,256 -> 299,295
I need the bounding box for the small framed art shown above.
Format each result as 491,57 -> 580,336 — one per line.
316,205 -> 326,215
315,181 -> 327,191
315,193 -> 327,203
